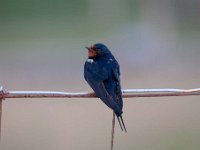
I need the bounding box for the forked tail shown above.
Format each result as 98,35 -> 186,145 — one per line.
117,115 -> 127,132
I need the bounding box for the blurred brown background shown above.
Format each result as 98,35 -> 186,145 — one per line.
0,0 -> 200,150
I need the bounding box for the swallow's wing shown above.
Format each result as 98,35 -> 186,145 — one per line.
112,62 -> 123,110
84,61 -> 122,115
112,63 -> 126,132
112,65 -> 120,82
92,81 -> 123,116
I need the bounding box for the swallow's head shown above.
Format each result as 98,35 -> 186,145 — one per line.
86,43 -> 111,58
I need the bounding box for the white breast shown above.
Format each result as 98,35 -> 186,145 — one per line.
87,59 -> 94,64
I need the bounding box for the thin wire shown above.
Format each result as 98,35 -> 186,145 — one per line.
0,86 -> 4,141
1,88 -> 200,99
111,112 -> 115,150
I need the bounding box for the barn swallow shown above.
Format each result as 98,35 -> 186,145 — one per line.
84,43 -> 126,132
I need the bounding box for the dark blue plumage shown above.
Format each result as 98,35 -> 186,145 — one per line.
84,43 -> 126,132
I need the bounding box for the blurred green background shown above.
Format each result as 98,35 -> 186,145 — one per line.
0,0 -> 200,150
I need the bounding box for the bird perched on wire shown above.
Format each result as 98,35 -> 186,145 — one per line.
84,43 -> 126,132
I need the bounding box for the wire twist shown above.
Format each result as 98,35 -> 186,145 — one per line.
0,86 -> 4,100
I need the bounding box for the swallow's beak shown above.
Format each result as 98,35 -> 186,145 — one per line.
85,47 -> 90,50
86,46 -> 97,57
85,46 -> 95,51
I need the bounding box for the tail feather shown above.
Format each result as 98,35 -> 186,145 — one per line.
120,116 -> 127,132
117,115 -> 127,132
117,117 -> 123,131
